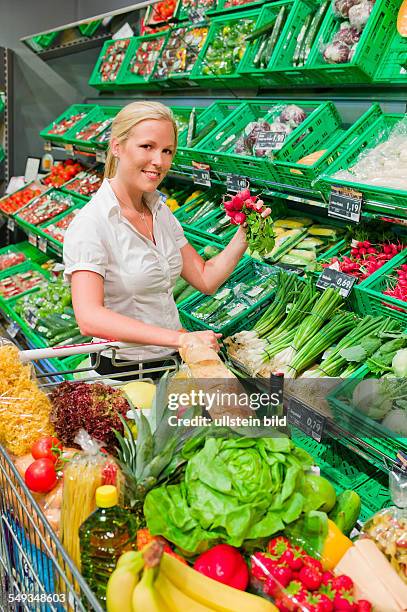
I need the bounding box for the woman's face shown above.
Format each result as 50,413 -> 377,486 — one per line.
113,119 -> 175,192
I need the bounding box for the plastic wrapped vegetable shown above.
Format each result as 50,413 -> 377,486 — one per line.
333,0 -> 362,18
333,21 -> 361,45
323,40 -> 351,63
349,0 -> 375,30
279,104 -> 307,127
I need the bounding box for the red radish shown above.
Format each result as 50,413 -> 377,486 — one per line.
234,212 -> 247,225
224,200 -> 235,211
239,188 -> 251,201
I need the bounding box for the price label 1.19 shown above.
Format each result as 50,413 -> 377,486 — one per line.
226,174 -> 248,193
328,185 -> 363,223
316,267 -> 356,298
287,397 -> 326,442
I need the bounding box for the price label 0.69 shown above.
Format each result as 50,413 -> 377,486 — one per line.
255,131 -> 286,152
192,161 -> 211,187
287,397 -> 326,442
316,267 -> 356,298
226,174 -> 248,193
328,185 -> 363,223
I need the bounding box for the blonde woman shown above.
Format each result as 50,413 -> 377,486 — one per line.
64,101 -> 249,380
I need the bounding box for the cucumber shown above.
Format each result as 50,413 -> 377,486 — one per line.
173,277 -> 190,300
293,13 -> 312,67
300,0 -> 329,66
262,6 -> 286,68
329,490 -> 361,535
190,119 -> 218,148
246,18 -> 278,42
176,285 -> 198,304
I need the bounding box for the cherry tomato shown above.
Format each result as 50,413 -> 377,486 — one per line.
31,436 -> 63,464
25,459 -> 57,493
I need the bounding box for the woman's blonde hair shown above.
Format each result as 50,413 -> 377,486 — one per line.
104,101 -> 178,178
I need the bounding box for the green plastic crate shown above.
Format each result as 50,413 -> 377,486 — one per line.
212,0 -> 265,15
116,32 -> 170,90
179,259 -> 277,336
174,187 -> 222,224
238,0 -> 295,86
13,188 -> 82,236
60,167 -> 103,201
267,0 -> 330,87
373,29 -> 407,84
319,105 -> 407,213
327,369 -> 407,472
144,0 -> 181,26
88,38 -> 132,90
355,474 -> 392,522
0,242 -> 48,274
181,206 -> 237,245
35,202 -> 87,252
78,19 -> 103,37
64,105 -> 122,149
306,0 -> 400,85
353,249 -> 407,326
183,230 -> 220,249
177,0 -> 219,21
31,31 -> 59,50
175,100 -> 242,170
0,97 -> 4,116
189,9 -> 260,88
0,261 -> 51,305
0,146 -> 4,166
39,104 -> 96,144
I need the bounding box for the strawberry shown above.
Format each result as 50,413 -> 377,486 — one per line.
280,546 -> 304,570
281,580 -> 307,610
316,593 -> 334,612
302,555 -> 323,574
267,536 -> 292,558
274,596 -> 292,612
251,552 -> 276,581
301,592 -> 334,612
332,575 -> 354,594
356,601 -> 372,612
298,565 -> 322,590
333,591 -> 356,611
321,571 -> 335,585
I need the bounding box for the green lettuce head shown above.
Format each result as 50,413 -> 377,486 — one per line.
144,436 -> 314,554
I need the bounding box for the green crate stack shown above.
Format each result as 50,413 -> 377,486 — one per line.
35,202 -> 87,252
373,29 -> 407,84
178,258 -> 278,336
39,104 -> 97,144
266,0 -> 330,87
327,369 -> 406,473
319,106 -> 407,214
0,242 -> 48,273
13,188 -> 83,237
116,32 -> 170,90
238,0 -> 296,87
31,31 -> 59,50
354,249 -> 407,326
177,0 -> 219,21
175,100 -> 242,170
306,0 -> 400,85
88,38 -> 132,90
213,0 -> 266,15
63,106 -> 122,149
181,206 -> 237,245
189,9 -> 260,88
0,261 -> 51,307
78,19 -> 103,37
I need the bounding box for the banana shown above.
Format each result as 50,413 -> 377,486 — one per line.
117,550 -> 144,569
154,570 -> 213,612
132,567 -> 167,612
106,567 -> 140,612
160,553 -> 278,612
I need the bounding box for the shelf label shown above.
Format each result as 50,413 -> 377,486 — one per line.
287,397 -> 325,442
226,174 -> 248,193
328,185 -> 363,223
192,161 -> 211,187
255,131 -> 286,152
26,309 -> 38,329
96,150 -> 106,163
64,144 -> 74,155
28,233 -> 37,247
316,268 -> 356,298
6,322 -> 19,339
189,7 -> 207,23
38,236 -> 48,253
24,157 -> 40,183
44,141 -> 52,152
7,218 -> 15,232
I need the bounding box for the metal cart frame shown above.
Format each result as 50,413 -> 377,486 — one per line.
0,340 -> 178,611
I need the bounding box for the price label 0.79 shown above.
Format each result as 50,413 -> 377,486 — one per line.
226,174 -> 248,193
287,397 -> 326,442
328,185 -> 363,223
316,267 -> 356,298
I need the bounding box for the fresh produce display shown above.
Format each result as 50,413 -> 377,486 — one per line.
74,118 -> 114,142
180,0 -> 216,14
0,249 -> 26,271
322,0 -> 374,64
129,36 -> 167,78
332,117 -> 407,191
382,261 -> 407,309
0,183 -> 44,214
17,190 -> 74,225
249,6 -> 290,69
46,111 -> 87,136
62,169 -> 103,198
146,0 -> 178,24
173,244 -> 220,304
0,268 -> 47,298
42,159 -> 85,188
322,240 -> 404,280
363,507 -> 407,584
43,209 -> 80,244
200,19 -> 255,76
153,26 -> 208,78
96,39 -> 130,83
288,0 -> 331,68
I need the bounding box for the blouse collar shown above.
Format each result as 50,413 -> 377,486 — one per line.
100,178 -> 166,217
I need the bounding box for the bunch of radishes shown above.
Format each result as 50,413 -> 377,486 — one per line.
383,263 -> 407,307
223,188 -> 274,256
323,240 -> 404,282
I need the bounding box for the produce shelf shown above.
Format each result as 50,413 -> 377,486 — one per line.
116,32 -> 170,91
39,104 -> 97,144
0,261 -> 51,305
63,106 -> 122,150
88,38 -> 132,90
373,28 -> 407,84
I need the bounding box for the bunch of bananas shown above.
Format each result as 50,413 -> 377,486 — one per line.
106,542 -> 277,612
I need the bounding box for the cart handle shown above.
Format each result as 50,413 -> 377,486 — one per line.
18,340 -> 137,363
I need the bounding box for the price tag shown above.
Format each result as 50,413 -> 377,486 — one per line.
226,175 -> 248,193
64,144 -> 74,155
328,185 -> 363,223
192,161 -> 211,187
6,322 -> 19,338
26,310 -> 38,329
28,233 -> 37,247
44,141 -> 52,152
38,236 -> 48,253
96,150 -> 106,163
287,397 -> 325,442
112,22 -> 134,40
24,157 -> 40,183
255,131 -> 286,152
189,7 -> 206,22
7,218 -> 15,232
316,268 -> 356,298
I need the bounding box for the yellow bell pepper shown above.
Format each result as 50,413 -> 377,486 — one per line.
322,519 -> 353,570
166,198 -> 179,212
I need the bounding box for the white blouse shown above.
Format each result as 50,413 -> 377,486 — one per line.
63,178 -> 188,360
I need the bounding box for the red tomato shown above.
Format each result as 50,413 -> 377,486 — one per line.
25,459 -> 57,493
31,436 -> 63,464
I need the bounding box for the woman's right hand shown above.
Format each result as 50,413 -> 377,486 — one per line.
179,330 -> 222,352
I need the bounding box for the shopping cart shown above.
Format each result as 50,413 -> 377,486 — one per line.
0,339 -> 178,612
